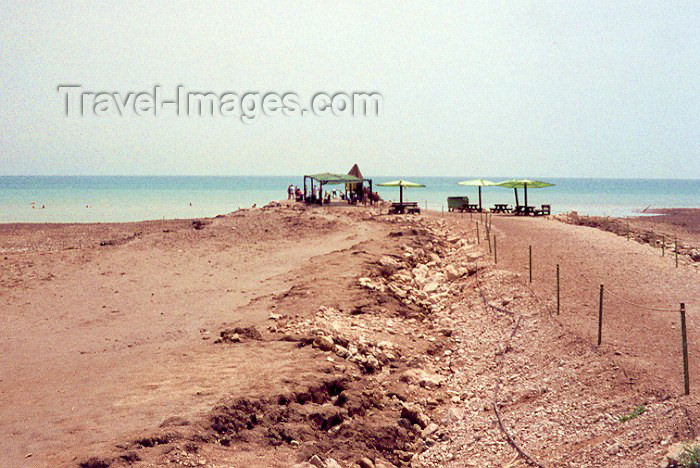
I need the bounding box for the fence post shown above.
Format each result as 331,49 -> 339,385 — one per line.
556,264 -> 560,315
597,284 -> 604,346
529,245 -> 533,283
675,238 -> 679,267
626,222 -> 630,240
681,303 -> 690,395
662,235 -> 665,256
486,225 -> 492,253
476,222 -> 480,245
494,235 -> 497,264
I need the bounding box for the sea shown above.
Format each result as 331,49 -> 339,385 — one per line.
0,176 -> 698,224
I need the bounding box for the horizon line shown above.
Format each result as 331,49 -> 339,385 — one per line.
0,174 -> 699,181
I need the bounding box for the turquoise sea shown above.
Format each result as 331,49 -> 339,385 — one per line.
0,176 -> 698,223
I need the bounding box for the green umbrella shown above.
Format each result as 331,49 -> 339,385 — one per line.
377,180 -> 426,204
457,179 -> 497,211
496,179 -> 555,208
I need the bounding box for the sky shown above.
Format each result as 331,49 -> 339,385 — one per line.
0,1 -> 698,178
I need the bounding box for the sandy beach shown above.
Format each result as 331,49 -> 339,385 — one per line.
1,203 -> 698,467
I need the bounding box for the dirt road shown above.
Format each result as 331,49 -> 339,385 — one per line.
490,215 -> 699,395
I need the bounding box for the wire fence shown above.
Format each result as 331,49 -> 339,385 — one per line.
464,219 -> 694,396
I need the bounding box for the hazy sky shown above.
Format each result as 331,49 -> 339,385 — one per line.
1,1 -> 698,178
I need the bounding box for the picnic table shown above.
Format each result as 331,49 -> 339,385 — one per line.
466,204 -> 481,212
492,203 -> 511,213
388,201 -> 420,215
514,205 -> 536,216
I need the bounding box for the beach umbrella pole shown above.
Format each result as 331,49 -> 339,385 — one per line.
478,186 -> 482,211
524,183 -> 528,209
514,188 -> 519,206
400,185 -> 403,204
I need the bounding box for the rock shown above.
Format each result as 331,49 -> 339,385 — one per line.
268,313 -> 282,320
400,403 -> 431,429
379,256 -> 402,269
313,336 -> 335,352
324,458 -> 342,468
218,331 -> 240,343
428,253 -> 441,263
443,406 -> 466,423
357,457 -> 375,468
606,442 -> 622,455
334,345 -> 350,358
660,441 -> 700,467
359,277 -> 384,292
465,263 -> 478,276
387,284 -> 408,298
421,423 -> 439,439
445,265 -> 463,281
401,369 -> 445,388
466,253 -> 481,262
309,455 -> 324,467
218,326 -> 262,341
423,282 -> 439,293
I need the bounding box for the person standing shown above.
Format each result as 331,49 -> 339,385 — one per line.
287,184 -> 294,200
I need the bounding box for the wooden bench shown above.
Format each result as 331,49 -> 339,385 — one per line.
534,204 -> 551,216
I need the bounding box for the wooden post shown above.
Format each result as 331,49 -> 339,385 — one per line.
487,226 -> 492,253
681,303 -> 690,395
626,222 -> 630,240
597,284 -> 604,346
556,264 -> 560,315
662,235 -> 665,257
441,205 -> 444,216
476,222 -> 480,245
529,245 -> 533,283
494,235 -> 497,264
675,238 -> 679,267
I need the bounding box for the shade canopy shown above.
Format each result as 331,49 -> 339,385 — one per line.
496,179 -> 554,208
377,180 -> 426,188
496,179 -> 555,189
457,179 -> 497,187
305,173 -> 363,185
458,179 -> 497,211
377,180 -> 425,204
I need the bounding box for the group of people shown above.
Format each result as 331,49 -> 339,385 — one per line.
287,184 -> 303,201
286,183 -> 381,205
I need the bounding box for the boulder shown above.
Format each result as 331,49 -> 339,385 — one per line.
421,423 -> 439,439
445,265 -> 463,281
313,336 -> 335,352
400,369 -> 445,388
400,403 -> 431,429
